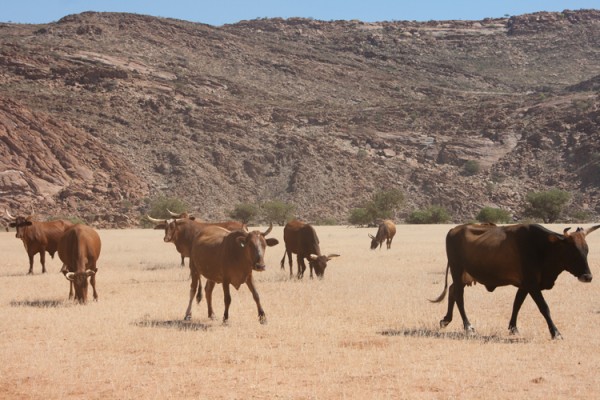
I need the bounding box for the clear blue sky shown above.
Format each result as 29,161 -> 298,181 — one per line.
2,1 -> 598,25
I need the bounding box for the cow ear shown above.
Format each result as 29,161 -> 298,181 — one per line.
236,236 -> 246,248
266,238 -> 279,247
189,216 -> 196,221
9,222 -> 16,227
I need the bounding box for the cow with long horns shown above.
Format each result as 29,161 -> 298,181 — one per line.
58,224 -> 101,303
431,223 -> 599,339
5,209 -> 74,274
185,224 -> 278,324
147,211 -> 246,267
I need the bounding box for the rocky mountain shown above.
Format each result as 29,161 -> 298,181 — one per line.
0,10 -> 599,226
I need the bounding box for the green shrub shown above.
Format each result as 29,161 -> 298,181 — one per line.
525,189 -> 570,223
261,200 -> 296,226
348,208 -> 371,226
407,205 -> 451,224
463,160 -> 481,176
229,203 -> 259,224
145,195 -> 188,220
476,207 -> 511,224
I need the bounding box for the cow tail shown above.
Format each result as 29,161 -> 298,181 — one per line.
429,263 -> 450,303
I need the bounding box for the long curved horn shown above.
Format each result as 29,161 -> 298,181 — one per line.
86,270 -> 96,277
5,209 -> 15,219
167,209 -> 182,218
584,225 -> 600,236
368,233 -> 375,239
262,222 -> 273,236
146,215 -> 166,224
66,272 -> 75,281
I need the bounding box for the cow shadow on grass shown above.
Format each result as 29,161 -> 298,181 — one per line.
379,327 -> 530,344
134,319 -> 210,332
10,299 -> 71,308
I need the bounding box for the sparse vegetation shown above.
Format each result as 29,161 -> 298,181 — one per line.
229,203 -> 259,224
407,205 -> 451,224
476,207 -> 512,224
525,189 -> 570,223
463,160 -> 481,176
261,200 -> 296,226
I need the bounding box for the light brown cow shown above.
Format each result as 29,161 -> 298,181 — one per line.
185,224 -> 278,323
280,219 -> 339,279
58,224 -> 101,303
147,213 -> 245,267
6,209 -> 74,274
369,220 -> 396,250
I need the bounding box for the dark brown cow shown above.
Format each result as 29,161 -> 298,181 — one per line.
185,224 -> 278,323
58,224 -> 101,303
6,210 -> 74,274
280,219 -> 340,279
369,220 -> 397,250
147,214 -> 245,267
431,223 -> 599,339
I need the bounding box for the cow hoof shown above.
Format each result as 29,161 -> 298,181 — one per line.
551,332 -> 563,340
509,326 -> 519,335
259,316 -> 267,325
464,325 -> 475,335
439,319 -> 450,328
184,315 -> 191,321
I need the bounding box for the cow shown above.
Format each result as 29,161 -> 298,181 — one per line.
430,223 -> 599,339
147,213 -> 245,267
280,219 -> 340,279
5,209 -> 74,274
184,224 -> 278,324
369,220 -> 397,250
58,224 -> 101,303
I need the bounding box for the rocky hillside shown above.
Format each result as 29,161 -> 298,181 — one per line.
0,10 -> 599,226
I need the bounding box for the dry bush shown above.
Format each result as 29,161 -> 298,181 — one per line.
1,225 -> 599,399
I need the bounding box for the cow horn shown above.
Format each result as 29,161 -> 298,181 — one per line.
262,222 -> 273,236
167,209 -> 182,217
327,254 -> 341,259
146,215 -> 165,224
66,272 -> 75,281
584,225 -> 600,236
368,233 -> 375,239
563,227 -> 571,236
86,270 -> 96,277
4,209 -> 15,219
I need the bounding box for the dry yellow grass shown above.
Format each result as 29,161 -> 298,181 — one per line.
1,224 -> 599,399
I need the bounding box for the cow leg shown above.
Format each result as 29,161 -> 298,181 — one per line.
246,276 -> 266,324
27,253 -> 35,274
222,280 -> 232,323
528,288 -> 562,339
287,250 -> 293,278
441,283 -> 455,328
40,251 -> 47,274
297,255 -> 305,279
453,283 -> 474,333
205,280 -> 216,319
69,281 -> 74,300
184,270 -> 200,321
180,255 -> 185,268
508,288 -> 528,335
90,273 -> 98,301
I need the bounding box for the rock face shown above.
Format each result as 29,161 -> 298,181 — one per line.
0,10 -> 599,225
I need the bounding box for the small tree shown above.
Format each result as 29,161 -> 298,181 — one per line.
476,207 -> 511,224
146,195 -> 188,219
407,205 -> 451,224
525,189 -> 570,223
261,200 -> 296,226
361,188 -> 404,224
348,208 -> 371,226
229,203 -> 259,224
463,160 -> 481,176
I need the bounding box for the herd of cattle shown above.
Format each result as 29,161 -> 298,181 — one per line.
3,209 -> 599,339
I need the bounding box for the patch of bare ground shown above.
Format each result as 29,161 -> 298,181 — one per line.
1,225 -> 599,399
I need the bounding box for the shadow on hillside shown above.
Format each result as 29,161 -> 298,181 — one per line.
134,319 -> 210,332
10,299 -> 69,308
378,327 -> 530,344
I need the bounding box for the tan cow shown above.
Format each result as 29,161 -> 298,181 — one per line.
6,209 -> 74,274
58,224 -> 101,303
369,219 -> 396,250
185,224 -> 278,324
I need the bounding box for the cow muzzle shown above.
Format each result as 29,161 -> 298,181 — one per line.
253,263 -> 266,272
578,273 -> 592,283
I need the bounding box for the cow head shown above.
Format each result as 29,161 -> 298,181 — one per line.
555,225 -> 600,282
236,223 -> 279,271
65,270 -> 95,303
308,253 -> 340,278
368,234 -> 379,250
5,209 -> 33,239
147,215 -> 179,242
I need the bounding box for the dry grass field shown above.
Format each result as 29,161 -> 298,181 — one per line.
1,224 -> 599,399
